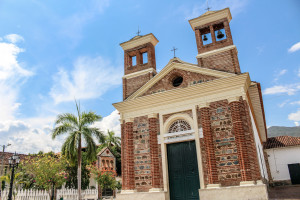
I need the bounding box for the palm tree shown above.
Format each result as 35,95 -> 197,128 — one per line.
104,130 -> 121,148
52,101 -> 104,200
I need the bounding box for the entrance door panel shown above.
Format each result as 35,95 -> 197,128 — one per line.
288,163 -> 300,185
167,141 -> 200,200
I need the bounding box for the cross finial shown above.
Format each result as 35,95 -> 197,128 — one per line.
136,26 -> 141,36
205,1 -> 211,11
171,47 -> 178,58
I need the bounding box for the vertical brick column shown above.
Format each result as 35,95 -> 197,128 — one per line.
148,114 -> 161,189
195,29 -> 203,53
229,98 -> 252,182
200,104 -> 218,185
125,119 -> 135,190
120,120 -> 127,190
223,20 -> 233,44
210,25 -> 216,43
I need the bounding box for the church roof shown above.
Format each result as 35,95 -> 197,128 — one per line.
264,136 -> 300,149
125,57 -> 236,100
120,33 -> 159,51
97,147 -> 115,158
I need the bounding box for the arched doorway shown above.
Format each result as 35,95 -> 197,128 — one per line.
167,119 -> 200,200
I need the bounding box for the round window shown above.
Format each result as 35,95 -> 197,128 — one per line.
172,76 -> 183,87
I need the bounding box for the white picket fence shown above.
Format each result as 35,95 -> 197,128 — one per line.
1,189 -> 98,200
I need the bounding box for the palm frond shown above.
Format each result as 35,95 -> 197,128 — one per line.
61,132 -> 78,161
52,123 -> 75,139
81,112 -> 102,126
82,130 -> 97,161
55,113 -> 78,126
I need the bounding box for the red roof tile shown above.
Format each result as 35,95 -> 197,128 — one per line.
264,136 -> 300,149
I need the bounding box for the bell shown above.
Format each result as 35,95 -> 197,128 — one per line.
203,35 -> 208,41
217,30 -> 224,39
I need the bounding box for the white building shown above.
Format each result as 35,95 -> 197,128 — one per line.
264,136 -> 300,185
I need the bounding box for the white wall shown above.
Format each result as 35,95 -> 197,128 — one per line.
265,146 -> 300,181
249,106 -> 269,180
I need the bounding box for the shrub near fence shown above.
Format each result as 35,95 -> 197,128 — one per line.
1,189 -> 98,200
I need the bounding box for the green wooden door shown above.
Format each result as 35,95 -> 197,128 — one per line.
167,141 -> 200,200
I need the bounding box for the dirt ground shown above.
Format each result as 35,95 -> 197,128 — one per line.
269,185 -> 300,200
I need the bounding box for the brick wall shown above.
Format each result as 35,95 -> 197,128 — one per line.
198,49 -> 240,74
124,73 -> 154,99
197,98 -> 262,187
142,69 -> 217,96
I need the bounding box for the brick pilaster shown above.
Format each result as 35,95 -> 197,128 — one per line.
125,121 -> 135,190
229,100 -> 252,181
200,106 -> 218,184
148,116 -> 161,189
210,25 -> 216,43
120,122 -> 127,190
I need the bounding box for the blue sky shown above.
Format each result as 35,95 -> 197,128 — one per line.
0,0 -> 299,153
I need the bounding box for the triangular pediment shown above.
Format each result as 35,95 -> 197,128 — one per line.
127,58 -> 236,100
97,147 -> 115,158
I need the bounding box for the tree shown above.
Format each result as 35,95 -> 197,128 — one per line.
52,101 -> 104,200
65,152 -> 93,190
0,172 -> 22,199
104,130 -> 121,148
21,154 -> 69,200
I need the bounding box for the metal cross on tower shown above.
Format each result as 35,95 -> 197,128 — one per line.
171,47 -> 178,58
205,1 -> 211,11
136,26 -> 141,36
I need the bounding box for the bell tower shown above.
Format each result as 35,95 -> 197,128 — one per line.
189,8 -> 241,74
120,33 -> 159,100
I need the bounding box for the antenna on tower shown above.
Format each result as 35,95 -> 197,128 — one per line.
136,26 -> 141,36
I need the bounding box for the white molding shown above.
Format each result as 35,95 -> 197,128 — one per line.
120,33 -> 159,51
189,8 -> 232,31
196,45 -> 237,59
123,68 -> 156,79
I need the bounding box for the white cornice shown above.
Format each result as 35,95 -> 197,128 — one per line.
126,58 -> 235,100
196,45 -> 237,58
189,8 -> 232,31
113,73 -> 250,115
123,68 -> 156,79
120,33 -> 159,51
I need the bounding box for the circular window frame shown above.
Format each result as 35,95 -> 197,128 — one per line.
172,76 -> 183,87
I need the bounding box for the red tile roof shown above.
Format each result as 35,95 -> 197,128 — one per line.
264,136 -> 300,149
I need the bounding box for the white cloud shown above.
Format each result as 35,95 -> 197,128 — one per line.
0,35 -> 33,120
278,100 -> 289,108
288,110 -> 300,122
185,0 -> 248,20
295,122 -> 299,126
263,84 -> 300,95
0,120 -> 62,154
290,101 -> 300,105
4,34 -> 24,44
273,69 -> 287,82
94,110 -> 120,137
288,42 -> 300,53
50,56 -> 122,104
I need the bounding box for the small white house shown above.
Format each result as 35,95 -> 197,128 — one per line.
264,136 -> 300,185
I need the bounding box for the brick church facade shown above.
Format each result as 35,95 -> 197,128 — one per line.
114,8 -> 269,200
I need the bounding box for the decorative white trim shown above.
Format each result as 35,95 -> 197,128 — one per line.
120,190 -> 137,194
163,113 -> 194,134
163,129 -> 194,138
120,33 -> 159,51
125,118 -> 134,123
164,134 -> 195,144
189,8 -> 232,31
206,184 -> 221,189
149,188 -> 163,192
123,68 -> 156,79
240,181 -> 255,186
198,102 -> 210,109
148,113 -> 158,118
196,45 -> 237,59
